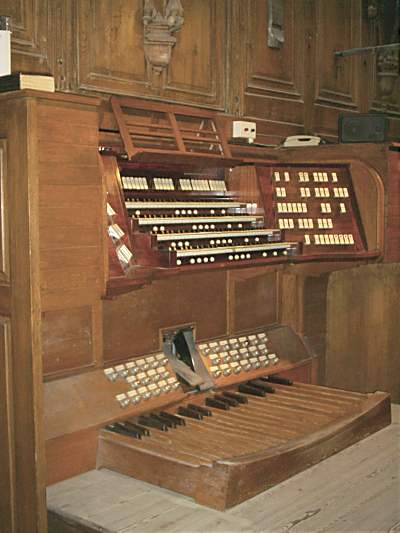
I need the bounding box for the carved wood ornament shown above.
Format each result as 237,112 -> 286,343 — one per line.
143,0 -> 184,85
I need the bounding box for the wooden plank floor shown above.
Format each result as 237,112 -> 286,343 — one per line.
47,404 -> 400,533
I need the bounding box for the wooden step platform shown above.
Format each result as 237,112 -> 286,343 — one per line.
97,383 -> 391,510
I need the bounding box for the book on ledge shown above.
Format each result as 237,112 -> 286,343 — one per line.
0,72 -> 55,93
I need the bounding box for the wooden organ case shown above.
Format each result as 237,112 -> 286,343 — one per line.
0,91 -> 394,522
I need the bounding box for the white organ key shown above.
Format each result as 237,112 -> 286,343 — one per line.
348,234 -> 354,244
340,202 -> 347,213
274,171 -> 280,182
284,171 -> 290,182
304,234 -> 311,245
331,172 -> 338,182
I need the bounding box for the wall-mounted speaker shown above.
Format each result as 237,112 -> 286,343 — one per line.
339,114 -> 388,143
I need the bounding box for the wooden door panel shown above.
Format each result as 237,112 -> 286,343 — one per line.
230,0 -> 307,141
6,0 -> 53,74
0,316 -> 15,532
75,0 -> 225,108
312,0 -> 362,137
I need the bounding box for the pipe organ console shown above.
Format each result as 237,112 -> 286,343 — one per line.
2,92 -> 392,521
70,95 -> 390,509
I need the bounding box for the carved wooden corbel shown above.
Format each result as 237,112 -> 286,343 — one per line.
143,0 -> 184,83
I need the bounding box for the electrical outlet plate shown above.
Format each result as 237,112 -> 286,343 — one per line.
232,121 -> 256,143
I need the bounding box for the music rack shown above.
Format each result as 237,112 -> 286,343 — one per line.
110,96 -> 239,166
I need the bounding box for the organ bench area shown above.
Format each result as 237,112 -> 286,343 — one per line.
2,91 -> 393,526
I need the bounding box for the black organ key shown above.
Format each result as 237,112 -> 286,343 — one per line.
106,423 -> 142,440
138,415 -> 168,431
122,420 -> 150,437
214,394 -> 239,407
205,397 -> 230,410
263,375 -> 293,386
222,391 -> 248,404
248,380 -> 276,394
238,383 -> 266,397
177,406 -> 203,420
187,404 -> 212,417
158,412 -> 186,426
150,414 -> 176,428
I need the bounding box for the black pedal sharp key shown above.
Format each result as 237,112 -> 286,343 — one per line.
160,412 -> 186,426
138,415 -> 168,431
248,380 -> 276,393
156,413 -> 178,427
214,394 -> 239,407
205,397 -> 230,410
264,375 -> 293,386
150,413 -> 175,428
187,403 -> 212,416
115,422 -> 142,439
177,406 -> 203,420
125,419 -> 151,436
107,423 -> 141,440
222,391 -> 248,404
238,383 -> 266,397
123,421 -> 150,437
105,424 -> 126,436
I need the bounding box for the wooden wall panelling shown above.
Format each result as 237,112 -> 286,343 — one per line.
311,0 -> 362,139
75,0 -> 226,108
227,267 -> 279,334
0,316 -> 15,532
6,0 -> 54,75
326,264 -> 400,403
228,0 -> 309,144
0,140 -> 10,283
385,146 -> 400,262
0,95 -> 47,532
103,270 -> 228,363
37,95 -> 104,378
278,270 -> 304,334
